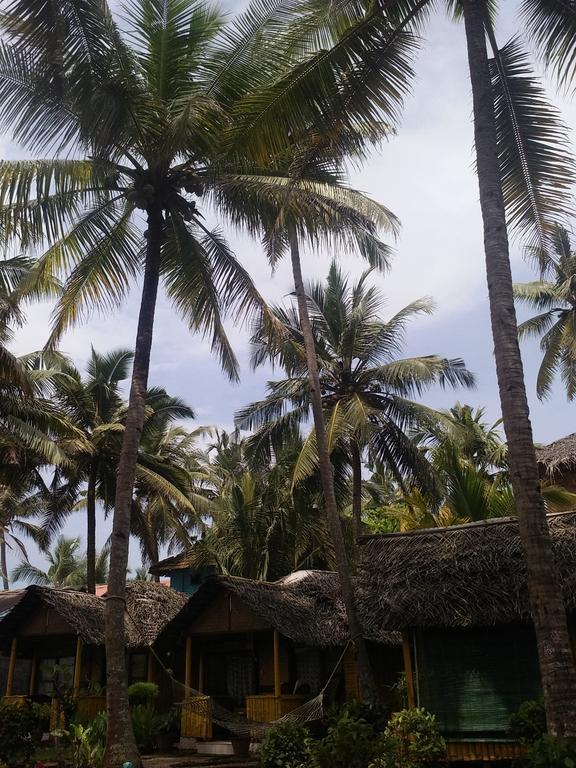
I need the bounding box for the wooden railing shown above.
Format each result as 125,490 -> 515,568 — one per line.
446,740 -> 524,762
245,694 -> 306,723
181,695 -> 213,739
76,696 -> 106,720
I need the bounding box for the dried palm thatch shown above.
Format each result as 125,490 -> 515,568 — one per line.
536,433 -> 576,474
181,569 -> 400,646
0,581 -> 188,648
0,589 -> 25,619
357,512 -> 576,631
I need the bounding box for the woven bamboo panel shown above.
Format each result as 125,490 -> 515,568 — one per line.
76,696 -> 106,720
447,741 -> 524,762
181,695 -> 213,739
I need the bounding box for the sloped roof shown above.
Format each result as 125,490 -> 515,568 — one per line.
0,582 -> 188,648
0,590 -> 25,620
356,511 -> 576,630
536,433 -> 576,474
173,570 -> 400,647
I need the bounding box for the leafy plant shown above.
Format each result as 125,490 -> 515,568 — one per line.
514,736 -> 576,768
311,711 -> 378,768
509,701 -> 547,745
130,705 -> 162,753
371,708 -> 446,768
333,701 -> 389,734
69,722 -> 105,768
0,702 -> 38,763
127,682 -> 159,706
258,720 -> 311,768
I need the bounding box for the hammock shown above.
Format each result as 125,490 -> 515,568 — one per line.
149,642 -> 350,738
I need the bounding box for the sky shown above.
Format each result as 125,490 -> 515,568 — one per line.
5,1 -> 576,579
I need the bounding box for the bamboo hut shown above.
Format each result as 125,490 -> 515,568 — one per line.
0,582 -> 188,718
159,570 -> 402,741
357,511 -> 576,762
536,433 -> 576,490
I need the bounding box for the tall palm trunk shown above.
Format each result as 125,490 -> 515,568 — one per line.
86,459 -> 98,594
350,440 -> 363,540
461,0 -> 576,736
288,229 -> 377,701
0,527 -> 8,590
104,204 -> 163,768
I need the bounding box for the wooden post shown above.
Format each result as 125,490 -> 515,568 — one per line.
147,649 -> 154,683
73,637 -> 83,695
29,651 -> 37,696
5,637 -> 17,697
198,651 -> 205,694
184,636 -> 192,692
273,630 -> 281,700
402,632 -> 416,709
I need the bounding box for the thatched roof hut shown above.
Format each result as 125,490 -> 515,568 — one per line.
0,590 -> 25,620
536,433 -> 576,476
357,511 -> 576,631
176,570 -> 399,647
0,582 -> 188,648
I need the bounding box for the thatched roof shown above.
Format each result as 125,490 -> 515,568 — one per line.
536,433 -> 576,474
0,590 -> 25,620
0,582 -> 188,648
175,569 -> 400,647
357,512 -> 576,630
149,551 -> 192,574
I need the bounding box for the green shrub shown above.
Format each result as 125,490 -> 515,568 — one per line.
0,702 -> 39,764
310,711 -> 378,768
69,722 -> 105,768
131,704 -> 162,753
127,681 -> 159,706
335,701 -> 389,734
514,736 -> 576,768
509,701 -> 547,745
371,708 -> 446,768
258,720 -> 311,768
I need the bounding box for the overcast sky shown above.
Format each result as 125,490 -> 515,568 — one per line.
5,1 -> 576,580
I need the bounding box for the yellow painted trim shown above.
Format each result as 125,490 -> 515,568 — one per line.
185,636 -> 192,691
402,632 -> 416,709
73,637 -> 83,693
273,630 -> 281,699
5,637 -> 17,697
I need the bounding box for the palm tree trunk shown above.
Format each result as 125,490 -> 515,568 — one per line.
104,203 -> 163,768
350,441 -> 363,540
0,528 -> 8,590
86,459 -> 98,595
461,0 -> 576,737
288,228 -> 377,701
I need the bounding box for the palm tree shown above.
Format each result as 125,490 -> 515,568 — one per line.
49,348 -> 133,594
12,535 -> 109,589
238,263 -> 474,537
0,0 -> 405,755
514,227 -> 576,400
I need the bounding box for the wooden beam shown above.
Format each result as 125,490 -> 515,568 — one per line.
273,630 -> 281,699
402,632 -> 416,709
73,637 -> 83,694
185,636 -> 192,691
29,651 -> 37,696
5,637 -> 17,697
147,649 -> 154,683
198,651 -> 205,694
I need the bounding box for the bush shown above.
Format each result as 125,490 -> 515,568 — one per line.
514,736 -> 576,768
69,722 -> 105,768
371,708 -> 446,768
258,720 -> 311,768
335,701 -> 389,734
310,711 -> 378,768
127,681 -> 159,706
0,702 -> 39,764
509,701 -> 547,745
131,704 -> 162,753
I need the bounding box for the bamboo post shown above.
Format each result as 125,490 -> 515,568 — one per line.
73,637 -> 83,695
273,630 -> 281,700
147,649 -> 154,683
29,651 -> 37,696
5,637 -> 17,697
184,636 -> 192,692
402,632 -> 416,709
198,651 -> 205,694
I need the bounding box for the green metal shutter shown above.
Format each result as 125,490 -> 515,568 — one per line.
416,627 -> 542,736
